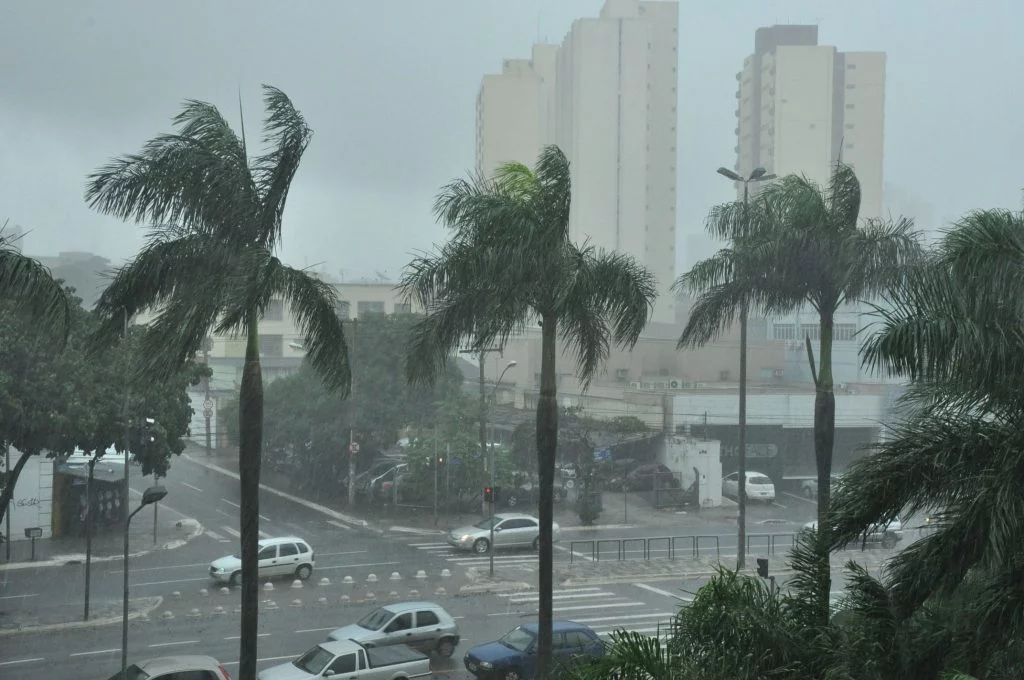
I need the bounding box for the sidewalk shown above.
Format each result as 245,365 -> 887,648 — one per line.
0,596 -> 163,635
190,445 -> 738,534
1,512 -> 202,571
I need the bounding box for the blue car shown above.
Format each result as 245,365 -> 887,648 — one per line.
463,620 -> 604,679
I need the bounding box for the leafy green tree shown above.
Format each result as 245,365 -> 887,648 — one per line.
0,294 -> 201,528
402,145 -> 656,677
84,86 -> 350,680
832,209 -> 1024,673
0,222 -> 72,342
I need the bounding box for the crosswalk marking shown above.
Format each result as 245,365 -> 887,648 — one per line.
407,541 -> 541,568
205,529 -> 230,543
508,591 -> 616,603
328,520 -> 353,532
220,526 -> 270,539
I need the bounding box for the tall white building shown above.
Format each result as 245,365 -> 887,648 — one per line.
734,25 -> 886,220
475,0 -> 679,323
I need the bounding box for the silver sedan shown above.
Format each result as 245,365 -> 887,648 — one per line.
447,513 -> 560,554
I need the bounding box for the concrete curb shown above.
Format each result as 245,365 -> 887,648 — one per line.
0,596 -> 164,637
0,520 -> 205,572
183,454 -> 383,536
459,581 -> 534,595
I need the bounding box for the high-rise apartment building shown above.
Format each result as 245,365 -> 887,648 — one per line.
734,25 -> 886,220
475,0 -> 679,323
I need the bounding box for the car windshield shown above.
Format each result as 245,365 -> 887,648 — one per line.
499,626 -> 536,652
474,517 -> 498,530
105,665 -> 150,680
293,645 -> 334,675
357,606 -> 395,630
750,475 -> 772,485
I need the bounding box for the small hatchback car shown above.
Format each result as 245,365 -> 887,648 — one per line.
209,536 -> 315,585
327,601 -> 461,657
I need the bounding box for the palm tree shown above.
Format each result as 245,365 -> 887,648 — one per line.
0,222 -> 72,340
675,163 -> 920,586
402,145 -> 656,678
85,86 -> 350,680
832,209 -> 1024,673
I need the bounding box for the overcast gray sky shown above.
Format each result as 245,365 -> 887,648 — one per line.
1,0 -> 1020,281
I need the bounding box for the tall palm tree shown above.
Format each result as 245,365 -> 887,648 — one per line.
0,223 -> 72,340
85,86 -> 350,680
402,145 -> 656,678
675,163 -> 920,608
832,209 -> 1024,672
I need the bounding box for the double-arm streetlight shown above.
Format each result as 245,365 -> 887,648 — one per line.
716,165 -> 776,571
121,485 -> 167,677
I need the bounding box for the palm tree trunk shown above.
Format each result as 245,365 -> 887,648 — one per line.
238,318 -> 264,680
0,449 -> 33,530
813,309 -> 835,626
535,314 -> 558,680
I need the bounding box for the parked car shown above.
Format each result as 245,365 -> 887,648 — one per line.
463,621 -> 604,679
257,639 -> 430,680
327,601 -> 461,657
209,536 -> 315,586
803,518 -> 903,549
447,513 -> 559,554
722,471 -> 776,502
800,473 -> 842,499
501,476 -> 567,509
107,655 -> 231,680
354,459 -> 406,499
623,463 -> 680,491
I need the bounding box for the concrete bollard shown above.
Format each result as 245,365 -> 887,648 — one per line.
234,605 -> 243,614
390,571 -> 401,581
264,600 -> 278,610
264,582 -> 274,591
213,606 -> 226,615
318,596 -> 329,606
137,612 -> 150,623
415,570 -> 427,581
408,589 -> 419,598
435,587 -> 446,596
291,579 -> 304,590
389,590 -> 400,600
187,608 -> 202,620
173,591 -> 182,600
339,594 -> 351,605
161,610 -> 175,620
364,592 -> 376,603
367,573 -> 378,584
319,577 -> 331,587
440,569 -> 452,579
199,588 -> 209,597
220,587 -> 230,595
343,575 -> 354,585
290,599 -> 303,607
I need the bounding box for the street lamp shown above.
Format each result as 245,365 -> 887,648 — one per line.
716,165 -> 776,570
487,359 -> 517,578
121,485 -> 167,677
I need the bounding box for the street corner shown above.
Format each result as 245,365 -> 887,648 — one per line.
0,596 -> 163,637
153,518 -> 205,552
555,556 -> 732,586
458,566 -> 534,595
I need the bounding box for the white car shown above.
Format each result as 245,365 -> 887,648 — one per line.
209,536 -> 315,585
447,513 -> 559,554
722,471 -> 776,502
803,519 -> 903,549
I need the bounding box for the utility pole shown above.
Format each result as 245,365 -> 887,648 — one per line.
202,337 -> 213,455
83,456 -> 96,620
347,319 -> 359,508
4,445 -> 10,561
460,347 -> 504,516
716,166 -> 775,570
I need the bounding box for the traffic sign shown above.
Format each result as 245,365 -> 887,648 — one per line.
203,399 -> 214,410
349,442 -> 360,455
203,408 -> 213,419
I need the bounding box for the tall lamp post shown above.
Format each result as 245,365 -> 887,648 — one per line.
716,165 -> 776,570
486,359 -> 517,578
121,485 -> 167,676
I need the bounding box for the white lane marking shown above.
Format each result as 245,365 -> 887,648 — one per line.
571,613 -> 675,624
554,544 -> 594,562
0,658 -> 45,667
408,542 -> 447,548
222,499 -> 241,509
501,587 -> 601,597
295,626 -> 338,634
447,557 -> 537,565
205,529 -> 227,541
149,640 -> 199,648
783,491 -> 816,505
225,633 -> 271,640
318,550 -> 368,557
259,514 -> 272,522
508,592 -> 616,603
108,562 -> 210,575
315,561 -> 401,571
222,654 -> 296,666
216,507 -> 233,518
0,593 -> 38,600
133,577 -> 209,587
553,602 -> 645,613
181,482 -> 202,492
633,583 -> 688,600
223,526 -> 241,538
328,520 -> 353,532
70,648 -> 120,657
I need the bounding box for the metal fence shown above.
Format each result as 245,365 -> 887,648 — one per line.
568,534 -> 721,563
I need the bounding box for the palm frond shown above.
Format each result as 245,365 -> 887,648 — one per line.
251,85 -> 313,248
85,99 -> 254,236
841,215 -> 923,304
531,144 -> 572,239
0,234 -> 72,344
826,161 -> 862,234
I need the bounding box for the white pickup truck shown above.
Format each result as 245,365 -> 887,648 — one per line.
257,639 -> 431,680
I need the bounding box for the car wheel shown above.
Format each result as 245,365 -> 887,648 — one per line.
503,670 -> 520,680
436,638 -> 456,658
473,538 -> 490,554
532,537 -> 540,551
229,571 -> 241,587
296,564 -> 313,580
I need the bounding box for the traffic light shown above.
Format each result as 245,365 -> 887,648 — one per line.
756,557 -> 769,579
484,486 -> 494,503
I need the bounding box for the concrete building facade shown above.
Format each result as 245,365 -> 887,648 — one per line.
734,25 -> 886,220
475,0 -> 679,323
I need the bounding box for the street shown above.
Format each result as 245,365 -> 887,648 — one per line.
0,453 -> 844,679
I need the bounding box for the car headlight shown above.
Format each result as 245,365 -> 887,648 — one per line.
460,535 -> 471,542
479,661 -> 493,669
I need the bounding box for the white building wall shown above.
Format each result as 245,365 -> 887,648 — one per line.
672,393 -> 884,428
476,61 -> 545,178
769,45 -> 836,187
841,51 -> 886,220
3,450 -> 53,541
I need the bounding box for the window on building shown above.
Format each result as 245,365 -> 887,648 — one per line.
846,63 -> 857,70
800,324 -> 820,341
846,84 -> 856,89
845,123 -> 855,129
834,324 -> 858,341
357,301 -> 386,315
393,302 -> 412,315
772,324 -> 796,341
260,334 -> 283,357
263,299 -> 284,321
845,104 -> 855,109
335,300 -> 350,320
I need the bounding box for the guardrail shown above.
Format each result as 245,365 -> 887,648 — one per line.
745,532 -> 796,556
568,535 -> 722,563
